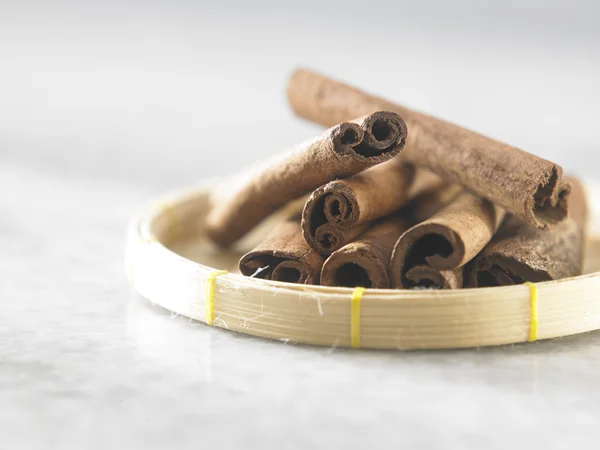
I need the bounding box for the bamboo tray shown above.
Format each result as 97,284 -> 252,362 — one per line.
125,183 -> 600,350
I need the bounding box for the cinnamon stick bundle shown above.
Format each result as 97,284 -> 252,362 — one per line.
239,219 -> 324,284
287,68 -> 570,230
302,160 -> 415,255
468,178 -> 587,287
207,111 -> 407,247
320,215 -> 409,289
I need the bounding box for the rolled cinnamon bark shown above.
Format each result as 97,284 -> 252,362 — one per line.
390,188 -> 501,289
320,215 -> 410,288
468,178 -> 587,287
239,219 -> 324,284
399,180 -> 465,290
302,160 -> 415,255
207,110 -> 407,247
390,191 -> 505,288
302,220 -> 371,257
287,68 -> 569,230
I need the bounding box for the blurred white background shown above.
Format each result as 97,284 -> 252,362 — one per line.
1,0 -> 599,187
2,1 -> 600,449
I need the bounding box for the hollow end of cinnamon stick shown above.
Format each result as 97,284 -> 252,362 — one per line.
302,183 -> 360,247
389,230 -> 460,288
239,250 -> 323,285
528,166 -> 570,229
239,254 -> 277,280
323,184 -> 359,228
321,247 -> 390,289
303,221 -> 369,256
271,260 -> 316,284
400,225 -> 465,271
239,218 -> 324,285
332,111 -> 407,162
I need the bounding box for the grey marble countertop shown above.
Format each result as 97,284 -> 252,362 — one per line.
2,2 -> 600,449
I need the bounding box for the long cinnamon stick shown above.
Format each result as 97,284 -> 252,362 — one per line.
320,215 -> 409,288
302,160 -> 414,255
468,178 -> 587,287
239,219 -> 324,284
287,68 -> 569,230
207,111 -> 407,247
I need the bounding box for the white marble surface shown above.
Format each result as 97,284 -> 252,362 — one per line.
2,1 -> 600,449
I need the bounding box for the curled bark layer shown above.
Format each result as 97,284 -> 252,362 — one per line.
320,215 -> 409,289
302,160 -> 414,255
390,191 -> 505,286
239,219 -> 324,285
388,189 -> 480,289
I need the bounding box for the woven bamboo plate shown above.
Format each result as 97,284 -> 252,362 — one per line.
125,183 -> 600,350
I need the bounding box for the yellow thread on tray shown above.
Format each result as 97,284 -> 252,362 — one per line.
206,270 -> 229,326
524,282 -> 538,342
351,287 -> 366,349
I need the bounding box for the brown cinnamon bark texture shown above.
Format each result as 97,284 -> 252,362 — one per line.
207,111 -> 407,247
468,178 -> 587,287
387,187 -> 470,289
390,191 -> 505,289
400,170 -> 463,225
287,68 -> 569,230
239,219 -> 324,284
320,215 -> 409,289
302,160 -> 415,255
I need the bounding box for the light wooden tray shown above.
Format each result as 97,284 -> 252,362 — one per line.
125,184 -> 600,350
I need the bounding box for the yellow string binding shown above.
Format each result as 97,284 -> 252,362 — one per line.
351,287 -> 366,349
524,282 -> 538,342
205,270 -> 229,326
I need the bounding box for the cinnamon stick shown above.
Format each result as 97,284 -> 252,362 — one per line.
239,219 -> 324,284
390,186 -> 504,288
207,111 -> 407,247
468,178 -> 587,287
320,215 -> 409,289
302,160 -> 415,255
287,68 -> 569,230
398,182 -> 467,290
390,191 -> 504,290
